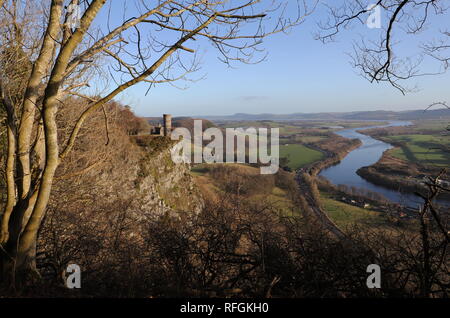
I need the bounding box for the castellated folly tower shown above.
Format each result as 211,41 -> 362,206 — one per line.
163,114 -> 172,137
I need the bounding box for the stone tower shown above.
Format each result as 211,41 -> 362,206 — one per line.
163,114 -> 172,137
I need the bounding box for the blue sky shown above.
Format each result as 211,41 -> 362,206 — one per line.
93,1 -> 450,117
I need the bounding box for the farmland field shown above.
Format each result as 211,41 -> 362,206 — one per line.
385,134 -> 450,167
411,119 -> 449,132
321,194 -> 386,228
280,144 -> 324,170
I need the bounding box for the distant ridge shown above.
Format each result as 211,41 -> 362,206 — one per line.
199,109 -> 450,121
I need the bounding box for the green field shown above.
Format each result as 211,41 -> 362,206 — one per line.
385,134 -> 450,167
321,195 -> 386,228
280,144 -> 324,170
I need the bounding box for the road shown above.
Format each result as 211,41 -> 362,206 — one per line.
295,171 -> 348,241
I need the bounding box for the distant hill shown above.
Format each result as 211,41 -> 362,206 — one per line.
200,109 -> 450,121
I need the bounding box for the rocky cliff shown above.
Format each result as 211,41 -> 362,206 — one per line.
51,132 -> 203,223
132,136 -> 204,217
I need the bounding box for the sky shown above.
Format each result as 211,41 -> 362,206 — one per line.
91,1 -> 450,117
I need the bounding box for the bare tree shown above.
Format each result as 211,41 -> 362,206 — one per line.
0,0 -> 314,287
317,0 -> 449,94
413,170 -> 449,297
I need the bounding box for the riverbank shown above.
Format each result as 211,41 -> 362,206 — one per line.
357,124 -> 450,202
356,151 -> 450,202
303,134 -> 362,176
317,121 -> 438,207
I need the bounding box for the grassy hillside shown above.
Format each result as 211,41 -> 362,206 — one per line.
320,194 -> 387,228
280,144 -> 324,170
191,163 -> 301,217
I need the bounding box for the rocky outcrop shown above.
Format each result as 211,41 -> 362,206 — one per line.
51,135 -> 203,223
133,137 -> 204,217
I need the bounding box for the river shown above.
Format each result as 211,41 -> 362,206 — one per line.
319,121 -> 432,208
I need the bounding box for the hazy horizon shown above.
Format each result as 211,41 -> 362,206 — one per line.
140,106 -> 449,118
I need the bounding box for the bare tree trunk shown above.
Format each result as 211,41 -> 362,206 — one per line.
0,93 -> 17,245
0,0 -> 105,286
16,0 -> 63,202
0,120 -> 16,243
419,208 -> 432,297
